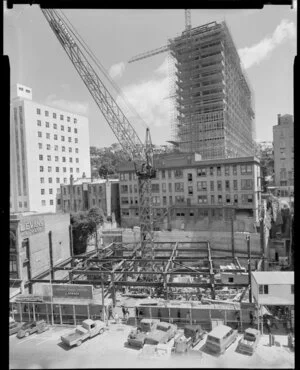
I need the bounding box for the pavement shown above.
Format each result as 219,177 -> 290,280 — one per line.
10,322 -> 294,369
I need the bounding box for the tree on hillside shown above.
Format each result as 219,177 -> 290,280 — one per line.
71,207 -> 104,255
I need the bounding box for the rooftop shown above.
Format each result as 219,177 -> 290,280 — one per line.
251,271 -> 294,285
208,324 -> 232,338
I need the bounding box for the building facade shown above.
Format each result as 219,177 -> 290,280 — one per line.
10,212 -> 71,297
10,84 -> 91,214
118,152 -> 261,230
169,21 -> 255,159
57,177 -> 120,224
273,114 -> 294,192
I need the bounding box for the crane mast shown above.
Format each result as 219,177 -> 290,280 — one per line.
41,9 -> 155,256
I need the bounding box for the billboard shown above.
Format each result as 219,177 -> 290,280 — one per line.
20,215 -> 45,238
43,284 -> 93,300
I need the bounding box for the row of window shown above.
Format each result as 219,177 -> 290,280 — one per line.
121,193 -> 253,206
37,131 -> 78,143
38,155 -> 79,163
17,201 -> 28,208
36,108 -> 77,123
39,166 -> 80,173
120,164 -> 254,181
41,188 -> 61,195
41,177 -> 68,184
37,120 -> 78,133
38,143 -> 79,153
61,185 -> 103,196
259,284 -> 294,295
41,199 -> 54,206
120,179 -> 254,194
121,208 -> 232,219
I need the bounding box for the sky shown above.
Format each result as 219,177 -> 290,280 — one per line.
4,4 -> 296,148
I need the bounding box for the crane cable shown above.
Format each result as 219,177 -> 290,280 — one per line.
57,10 -> 148,131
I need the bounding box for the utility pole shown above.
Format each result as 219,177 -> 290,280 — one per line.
231,216 -> 235,262
246,234 -> 252,303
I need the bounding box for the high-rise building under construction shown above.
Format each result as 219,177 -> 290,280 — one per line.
169,21 -> 255,159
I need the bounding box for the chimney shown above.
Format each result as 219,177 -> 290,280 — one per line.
277,114 -> 281,125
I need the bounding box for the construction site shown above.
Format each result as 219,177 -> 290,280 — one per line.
9,8 -> 294,369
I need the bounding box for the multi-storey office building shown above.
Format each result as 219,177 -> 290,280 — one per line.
57,177 -> 120,223
10,84 -> 91,213
118,152 -> 261,229
273,114 -> 294,196
169,21 -> 255,159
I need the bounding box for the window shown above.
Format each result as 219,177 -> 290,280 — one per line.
56,167 -> 59,172
210,181 -> 214,191
134,184 -> 137,193
37,108 -> 41,115
259,285 -> 269,294
162,183 -> 166,192
217,181 -> 222,191
54,145 -> 58,151
225,166 -> 230,176
174,169 -> 183,178
234,194 -> 238,204
168,183 -> 172,192
76,168 -> 79,173
211,195 -> 215,204
241,194 -> 253,204
175,196 -> 185,204
45,121 -> 50,128
74,118 -> 77,123
228,277 -> 234,283
54,134 -> 58,140
46,144 -> 51,150
41,200 -> 46,206
121,185 -> 128,193
53,113 -> 57,119
41,189 -> 45,195
233,180 -> 238,190
233,165 -> 237,175
38,143 -> 42,149
60,114 -> 64,120
218,195 -> 222,204
69,147 -> 72,153
210,167 -> 214,176
152,184 -> 160,193
75,138 -> 78,143
48,166 -> 52,172
64,178 -> 67,183
38,131 -> 42,138
40,166 -> 44,172
69,157 -> 73,163
241,179 -> 253,190
61,125 -> 64,131
61,136 -> 65,141
188,173 -> 193,181
152,196 -> 161,205
40,177 -> 44,183
46,133 -> 50,139
240,165 -> 252,175
62,146 -> 65,152
49,188 -> 53,194
68,127 -> 71,132
47,155 -> 51,161
121,197 -> 129,205
53,123 -> 57,129
75,148 -> 79,154
75,158 -> 79,164
291,285 -> 294,294
37,120 -> 41,126
39,154 -> 43,160
62,167 -> 66,173
163,196 -> 167,205
197,168 -> 206,177
18,201 -> 22,208
45,110 -> 49,117
198,195 -> 207,204
226,194 -> 231,203
74,128 -> 77,134
225,180 -> 230,191
50,200 -> 54,205
168,170 -> 172,178
217,166 -> 221,176
188,186 -> 193,195
175,183 -> 184,192
197,181 -> 207,191
161,169 -> 166,179
68,137 -> 72,143
54,156 -> 58,162
67,116 -> 70,122
56,177 -> 60,183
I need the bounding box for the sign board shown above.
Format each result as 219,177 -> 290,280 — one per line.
51,284 -> 93,300
20,216 -> 45,238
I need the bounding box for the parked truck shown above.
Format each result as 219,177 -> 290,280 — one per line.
174,325 -> 206,353
237,328 -> 260,355
144,322 -> 177,345
127,319 -> 160,348
60,319 -> 105,348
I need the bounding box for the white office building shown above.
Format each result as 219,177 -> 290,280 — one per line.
10,83 -> 91,213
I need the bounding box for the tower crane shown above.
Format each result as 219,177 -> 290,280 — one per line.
41,9 -> 156,257
128,9 -> 192,64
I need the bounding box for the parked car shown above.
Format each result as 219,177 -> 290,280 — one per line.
174,324 -> 206,353
205,324 -> 238,355
127,328 -> 148,348
139,319 -> 160,333
144,322 -> 177,345
9,320 -> 24,336
237,328 -> 260,355
17,320 -> 48,338
61,319 -> 105,348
